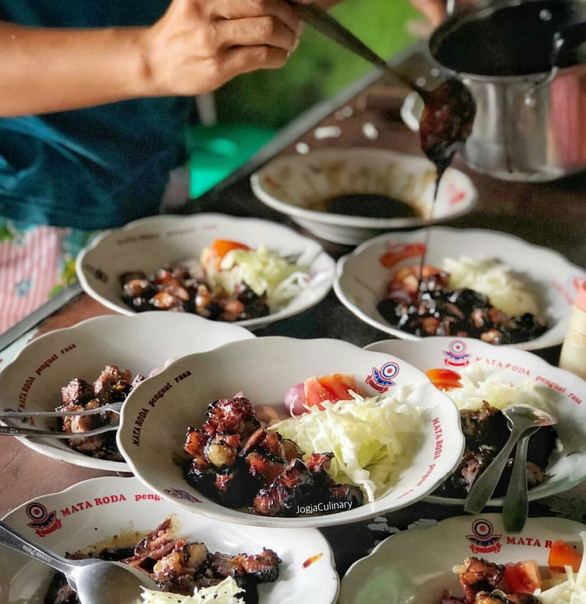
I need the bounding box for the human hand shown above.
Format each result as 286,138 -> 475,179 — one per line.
142,0 -> 306,96
408,0 -> 476,26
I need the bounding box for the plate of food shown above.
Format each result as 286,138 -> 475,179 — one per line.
365,337 -> 586,505
250,149 -> 477,245
0,476 -> 338,604
339,513 -> 586,604
0,312 -> 254,471
335,227 -> 586,350
76,213 -> 335,329
116,336 -> 464,528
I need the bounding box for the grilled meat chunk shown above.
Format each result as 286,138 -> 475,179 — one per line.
209,548 -> 281,583
61,378 -> 94,407
252,458 -> 363,517
57,365 -> 141,462
203,397 -> 260,439
455,557 -> 505,604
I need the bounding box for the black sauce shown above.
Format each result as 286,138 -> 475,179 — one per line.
416,79 -> 476,292
326,193 -> 418,219
431,0 -> 586,76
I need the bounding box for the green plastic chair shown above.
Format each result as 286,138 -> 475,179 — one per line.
186,124 -> 275,199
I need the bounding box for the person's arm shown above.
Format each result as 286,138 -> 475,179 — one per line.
0,0 -> 305,117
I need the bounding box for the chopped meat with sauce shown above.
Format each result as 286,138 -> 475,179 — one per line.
433,402 -> 557,499
120,265 -> 270,322
183,396 -> 364,516
56,365 -> 144,462
455,557 -> 505,603
441,557 -> 543,604
377,269 -> 547,345
44,519 -> 280,604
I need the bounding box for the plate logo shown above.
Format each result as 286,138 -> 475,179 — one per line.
466,519 -> 502,554
164,488 -> 201,504
366,362 -> 400,392
443,340 -> 471,368
26,502 -> 62,538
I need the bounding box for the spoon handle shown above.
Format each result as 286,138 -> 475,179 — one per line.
0,520 -> 75,575
502,428 -> 538,532
464,426 -> 525,514
293,3 -> 425,95
0,424 -> 118,438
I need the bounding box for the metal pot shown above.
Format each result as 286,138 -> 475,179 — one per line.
429,0 -> 586,182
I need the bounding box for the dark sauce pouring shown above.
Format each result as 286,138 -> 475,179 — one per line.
416,78 -> 476,291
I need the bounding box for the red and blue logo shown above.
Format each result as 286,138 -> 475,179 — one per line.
366,362 -> 400,393
26,502 -> 62,538
443,340 -> 471,368
466,519 -> 502,554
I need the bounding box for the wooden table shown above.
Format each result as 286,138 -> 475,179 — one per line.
2,47 -> 586,578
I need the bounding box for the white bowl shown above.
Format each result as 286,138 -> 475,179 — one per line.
76,213 -> 335,329
339,513 -> 585,604
335,227 -> 586,350
0,476 -> 339,604
0,312 -> 254,471
366,337 -> 586,505
117,336 -> 464,528
250,149 -> 478,245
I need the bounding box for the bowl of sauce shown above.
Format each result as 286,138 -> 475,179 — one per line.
250,148 -> 477,246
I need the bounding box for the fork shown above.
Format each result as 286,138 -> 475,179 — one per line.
0,402 -> 122,438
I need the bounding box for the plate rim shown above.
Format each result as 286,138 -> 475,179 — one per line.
75,212 -> 336,328
1,475 -> 341,604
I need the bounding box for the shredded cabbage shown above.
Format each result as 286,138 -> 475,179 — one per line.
269,386 -> 423,503
443,256 -> 541,317
446,362 -> 557,413
539,532 -> 586,604
141,577 -> 244,604
205,244 -> 310,311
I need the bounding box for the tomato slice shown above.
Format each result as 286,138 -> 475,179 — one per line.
304,377 -> 331,410
504,561 -> 542,594
318,373 -> 358,401
209,239 -> 250,260
425,368 -> 463,391
549,541 -> 583,573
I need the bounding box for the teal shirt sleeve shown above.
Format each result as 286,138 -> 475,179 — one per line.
0,0 -> 192,230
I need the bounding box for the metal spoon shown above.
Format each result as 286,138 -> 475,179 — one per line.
502,426 -> 540,533
463,405 -> 557,514
0,520 -> 158,604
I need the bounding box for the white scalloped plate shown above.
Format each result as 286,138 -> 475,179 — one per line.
0,476 -> 339,604
251,149 -> 477,245
335,227 -> 586,350
76,213 -> 335,329
117,336 -> 465,528
366,337 -> 586,506
0,312 -> 254,471
339,514 -> 586,604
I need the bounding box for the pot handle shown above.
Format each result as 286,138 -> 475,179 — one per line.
552,21 -> 586,68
